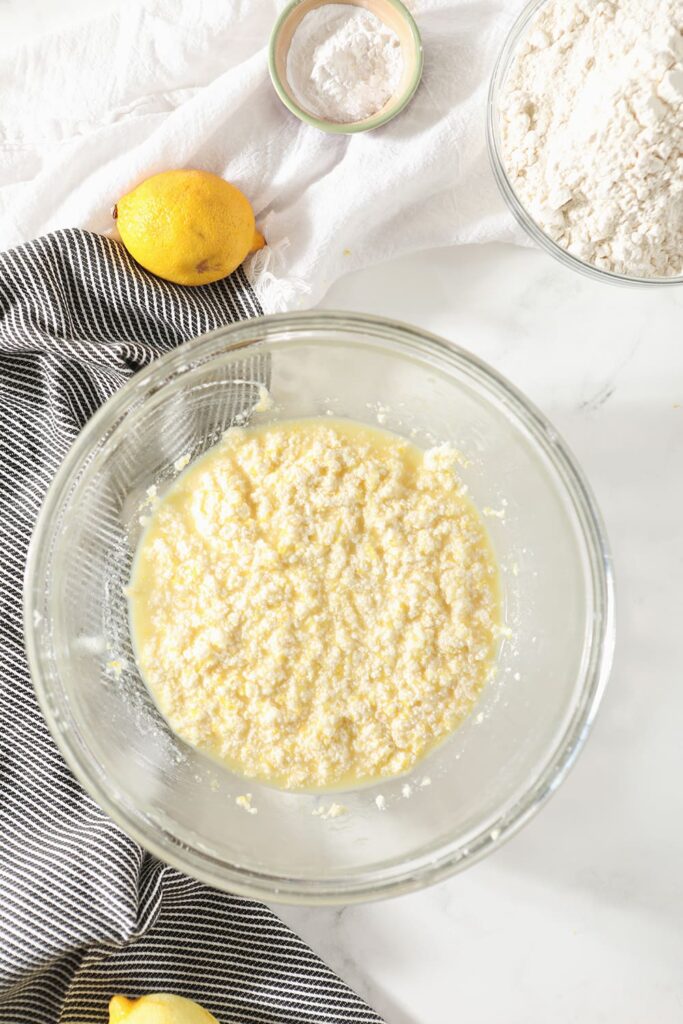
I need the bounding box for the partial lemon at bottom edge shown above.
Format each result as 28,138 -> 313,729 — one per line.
109,992 -> 220,1024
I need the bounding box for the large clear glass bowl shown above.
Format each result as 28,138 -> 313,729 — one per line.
24,311 -> 615,904
487,0 -> 683,288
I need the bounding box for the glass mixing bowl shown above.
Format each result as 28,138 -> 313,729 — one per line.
24,311 -> 614,904
487,0 -> 683,288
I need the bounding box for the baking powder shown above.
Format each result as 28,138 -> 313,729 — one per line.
286,4 -> 403,123
500,0 -> 683,278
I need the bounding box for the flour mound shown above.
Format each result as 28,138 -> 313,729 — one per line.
500,0 -> 683,278
286,4 -> 403,123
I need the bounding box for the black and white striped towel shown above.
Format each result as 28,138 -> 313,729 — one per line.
0,229 -> 383,1024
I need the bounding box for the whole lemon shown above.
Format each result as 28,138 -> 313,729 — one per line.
115,169 -> 265,286
109,993 -> 220,1024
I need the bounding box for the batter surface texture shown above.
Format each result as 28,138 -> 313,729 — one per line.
128,419 -> 499,790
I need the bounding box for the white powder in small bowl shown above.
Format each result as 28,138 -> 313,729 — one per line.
286,4 -> 404,123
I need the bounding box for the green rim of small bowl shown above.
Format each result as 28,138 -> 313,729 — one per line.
268,0 -> 424,134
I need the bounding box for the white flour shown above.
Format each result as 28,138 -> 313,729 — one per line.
500,0 -> 683,278
286,4 -> 403,123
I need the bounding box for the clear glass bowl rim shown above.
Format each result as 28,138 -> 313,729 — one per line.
24,310 -> 616,904
486,0 -> 683,288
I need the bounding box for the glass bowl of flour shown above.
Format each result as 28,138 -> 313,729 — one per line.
25,311 -> 614,903
488,0 -> 683,285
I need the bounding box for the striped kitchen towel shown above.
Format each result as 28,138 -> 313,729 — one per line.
0,229 -> 383,1024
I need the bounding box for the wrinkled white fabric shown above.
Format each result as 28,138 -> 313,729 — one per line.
0,0 -> 523,312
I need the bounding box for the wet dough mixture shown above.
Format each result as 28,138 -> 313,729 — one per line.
128,419 -> 499,790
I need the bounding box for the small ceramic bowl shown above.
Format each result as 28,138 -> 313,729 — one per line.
269,0 -> 423,134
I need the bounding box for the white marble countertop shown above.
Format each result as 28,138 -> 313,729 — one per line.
5,2 -> 683,1021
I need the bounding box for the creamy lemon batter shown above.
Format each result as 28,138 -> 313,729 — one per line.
128,419 -> 499,790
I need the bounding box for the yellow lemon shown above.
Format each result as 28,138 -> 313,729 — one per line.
115,169 -> 265,286
109,993 -> 220,1024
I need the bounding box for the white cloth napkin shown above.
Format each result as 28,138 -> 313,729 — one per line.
0,0 -> 524,313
